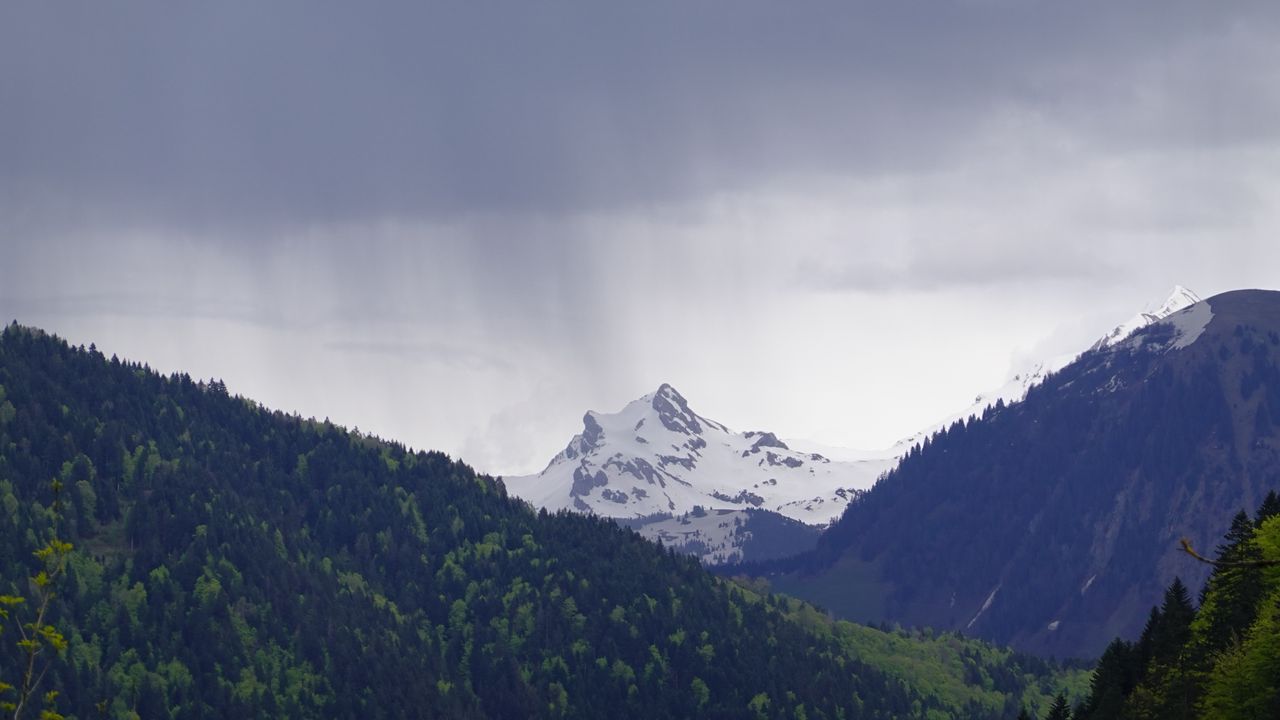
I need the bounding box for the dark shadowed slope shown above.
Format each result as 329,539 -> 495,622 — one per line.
767,290 -> 1280,659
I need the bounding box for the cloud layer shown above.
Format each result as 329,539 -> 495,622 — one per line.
6,2 -> 1277,226
4,2 -> 1280,473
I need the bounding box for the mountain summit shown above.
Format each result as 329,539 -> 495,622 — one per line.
502,384 -> 890,562
1091,284 -> 1203,351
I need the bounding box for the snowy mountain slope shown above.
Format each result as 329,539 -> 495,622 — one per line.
886,286 -> 1202,455
1090,284 -> 1202,351
502,384 -> 890,530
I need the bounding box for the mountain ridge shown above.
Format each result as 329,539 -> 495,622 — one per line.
889,286 -> 1203,454
764,288 -> 1280,658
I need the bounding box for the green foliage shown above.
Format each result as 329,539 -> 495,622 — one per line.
0,323 -> 1079,718
1043,693 -> 1070,720
764,593 -> 1089,719
0,480 -> 72,720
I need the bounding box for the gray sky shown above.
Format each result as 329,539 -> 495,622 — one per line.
4,2 -> 1280,475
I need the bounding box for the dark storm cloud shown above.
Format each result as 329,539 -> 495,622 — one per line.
4,1 -> 1277,233
4,1 -> 1280,474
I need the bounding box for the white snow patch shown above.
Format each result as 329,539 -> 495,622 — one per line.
1081,574 -> 1097,595
1165,300 -> 1213,350
966,584 -> 1002,630
1094,285 -> 1202,350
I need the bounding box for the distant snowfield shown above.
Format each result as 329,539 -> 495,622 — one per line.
781,438 -> 891,464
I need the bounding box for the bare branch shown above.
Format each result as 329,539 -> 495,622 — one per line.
1179,538 -> 1280,568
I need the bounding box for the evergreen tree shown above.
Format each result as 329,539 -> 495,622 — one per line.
1134,605 -> 1162,673
1074,638 -> 1137,720
1044,692 -> 1071,720
1193,512 -> 1264,653
1140,578 -> 1197,719
1151,578 -> 1195,663
1257,490 -> 1280,526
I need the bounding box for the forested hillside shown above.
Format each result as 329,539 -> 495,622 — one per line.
760,290 -> 1280,658
0,324 -> 1079,719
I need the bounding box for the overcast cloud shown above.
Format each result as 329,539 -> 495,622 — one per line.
3,2 -> 1280,475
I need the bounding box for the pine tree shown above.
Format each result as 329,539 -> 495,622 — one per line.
1075,638 -> 1137,720
1044,692 -> 1071,720
1124,579 -> 1198,720
1134,604 -> 1162,672
1195,511 -> 1264,652
1152,578 -> 1195,663
1256,490 -> 1280,526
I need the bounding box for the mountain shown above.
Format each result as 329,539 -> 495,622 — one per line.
1090,284 -> 1203,351
762,289 -> 1280,659
889,286 -> 1203,454
504,384 -> 887,524
0,323 -> 1085,719
504,287 -> 1201,566
503,384 -> 890,563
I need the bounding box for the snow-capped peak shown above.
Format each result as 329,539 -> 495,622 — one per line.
647,382 -> 727,436
1092,286 -> 1202,350
1158,285 -> 1202,315
504,384 -> 889,530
